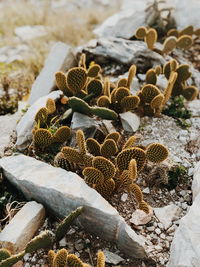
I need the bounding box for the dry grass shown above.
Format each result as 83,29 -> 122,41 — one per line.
0,0 -> 118,112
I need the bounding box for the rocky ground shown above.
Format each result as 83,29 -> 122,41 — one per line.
0,0 -> 200,267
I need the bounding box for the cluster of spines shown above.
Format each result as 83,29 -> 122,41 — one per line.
97,65 -> 140,113
135,26 -> 157,49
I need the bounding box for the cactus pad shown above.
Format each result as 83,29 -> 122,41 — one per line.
53,248 -> 68,267
121,95 -> 140,111
139,200 -> 150,214
146,69 -> 157,85
54,152 -> 70,171
135,26 -> 147,39
182,86 -> 198,101
66,67 -> 87,94
95,178 -> 115,198
54,126 -> 71,143
76,129 -> 87,155
105,132 -> 121,143
83,167 -> 104,184
100,139 -> 118,158
129,183 -> 143,202
33,129 -> 52,148
34,107 -> 48,125
87,64 -> 101,77
92,156 -> 116,179
176,35 -> 193,49
116,147 -> 146,171
140,84 -> 160,103
97,251 -> 105,267
128,159 -> 137,181
46,98 -> 56,114
146,143 -> 169,163
87,79 -> 103,97
86,138 -> 101,156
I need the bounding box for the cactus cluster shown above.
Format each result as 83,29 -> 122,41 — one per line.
135,27 -> 158,50
163,60 -> 198,100
0,207 -> 83,267
83,156 -> 116,198
97,65 -> 140,113
86,132 -> 120,159
48,249 -> 105,267
33,98 -> 71,149
135,25 -> 198,54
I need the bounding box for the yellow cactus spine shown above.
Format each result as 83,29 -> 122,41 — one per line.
86,138 -> 101,156
97,95 -> 111,107
103,77 -> 111,98
66,67 -> 87,94
176,35 -> 193,49
48,250 -> 56,267
53,249 -> 68,267
129,183 -> 143,202
76,129 -> 87,155
100,139 -> 118,158
95,178 -> 115,198
61,147 -> 84,164
117,78 -> 127,88
97,251 -> 105,267
128,159 -> 137,181
146,143 -> 169,163
34,107 -> 48,125
46,98 -> 56,114
139,200 -> 150,214
116,147 -> 146,172
33,129 -> 53,148
105,132 -> 121,143
145,28 -> 158,50
53,126 -> 71,143
78,53 -> 86,69
87,64 -> 101,78
67,253 -> 85,267
122,136 -> 137,149
146,69 -> 157,85
83,167 -> 104,185
162,36 -> 177,54
121,95 -> 140,111
92,156 -> 116,179
135,26 -> 147,39
127,64 -> 136,89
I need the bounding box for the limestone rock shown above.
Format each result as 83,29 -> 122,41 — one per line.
0,113 -> 20,157
167,193 -> 200,267
130,208 -> 153,226
120,112 -> 140,132
0,201 -> 45,253
71,112 -> 99,130
192,161 -> 200,201
94,8 -> 145,39
103,250 -> 124,265
0,155 -> 147,259
187,100 -> 200,117
154,204 -> 182,230
16,90 -> 62,151
80,38 -> 166,72
15,26 -> 47,41
28,42 -> 76,105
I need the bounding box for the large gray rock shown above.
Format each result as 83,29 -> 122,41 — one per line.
80,38 -> 166,72
0,155 -> 147,259
94,8 -> 145,39
28,42 -> 76,105
0,201 -> 45,253
167,162 -> 200,267
0,113 -> 20,157
167,193 -> 200,267
15,25 -> 48,41
16,90 -> 62,151
120,112 -> 140,132
192,161 -> 200,201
